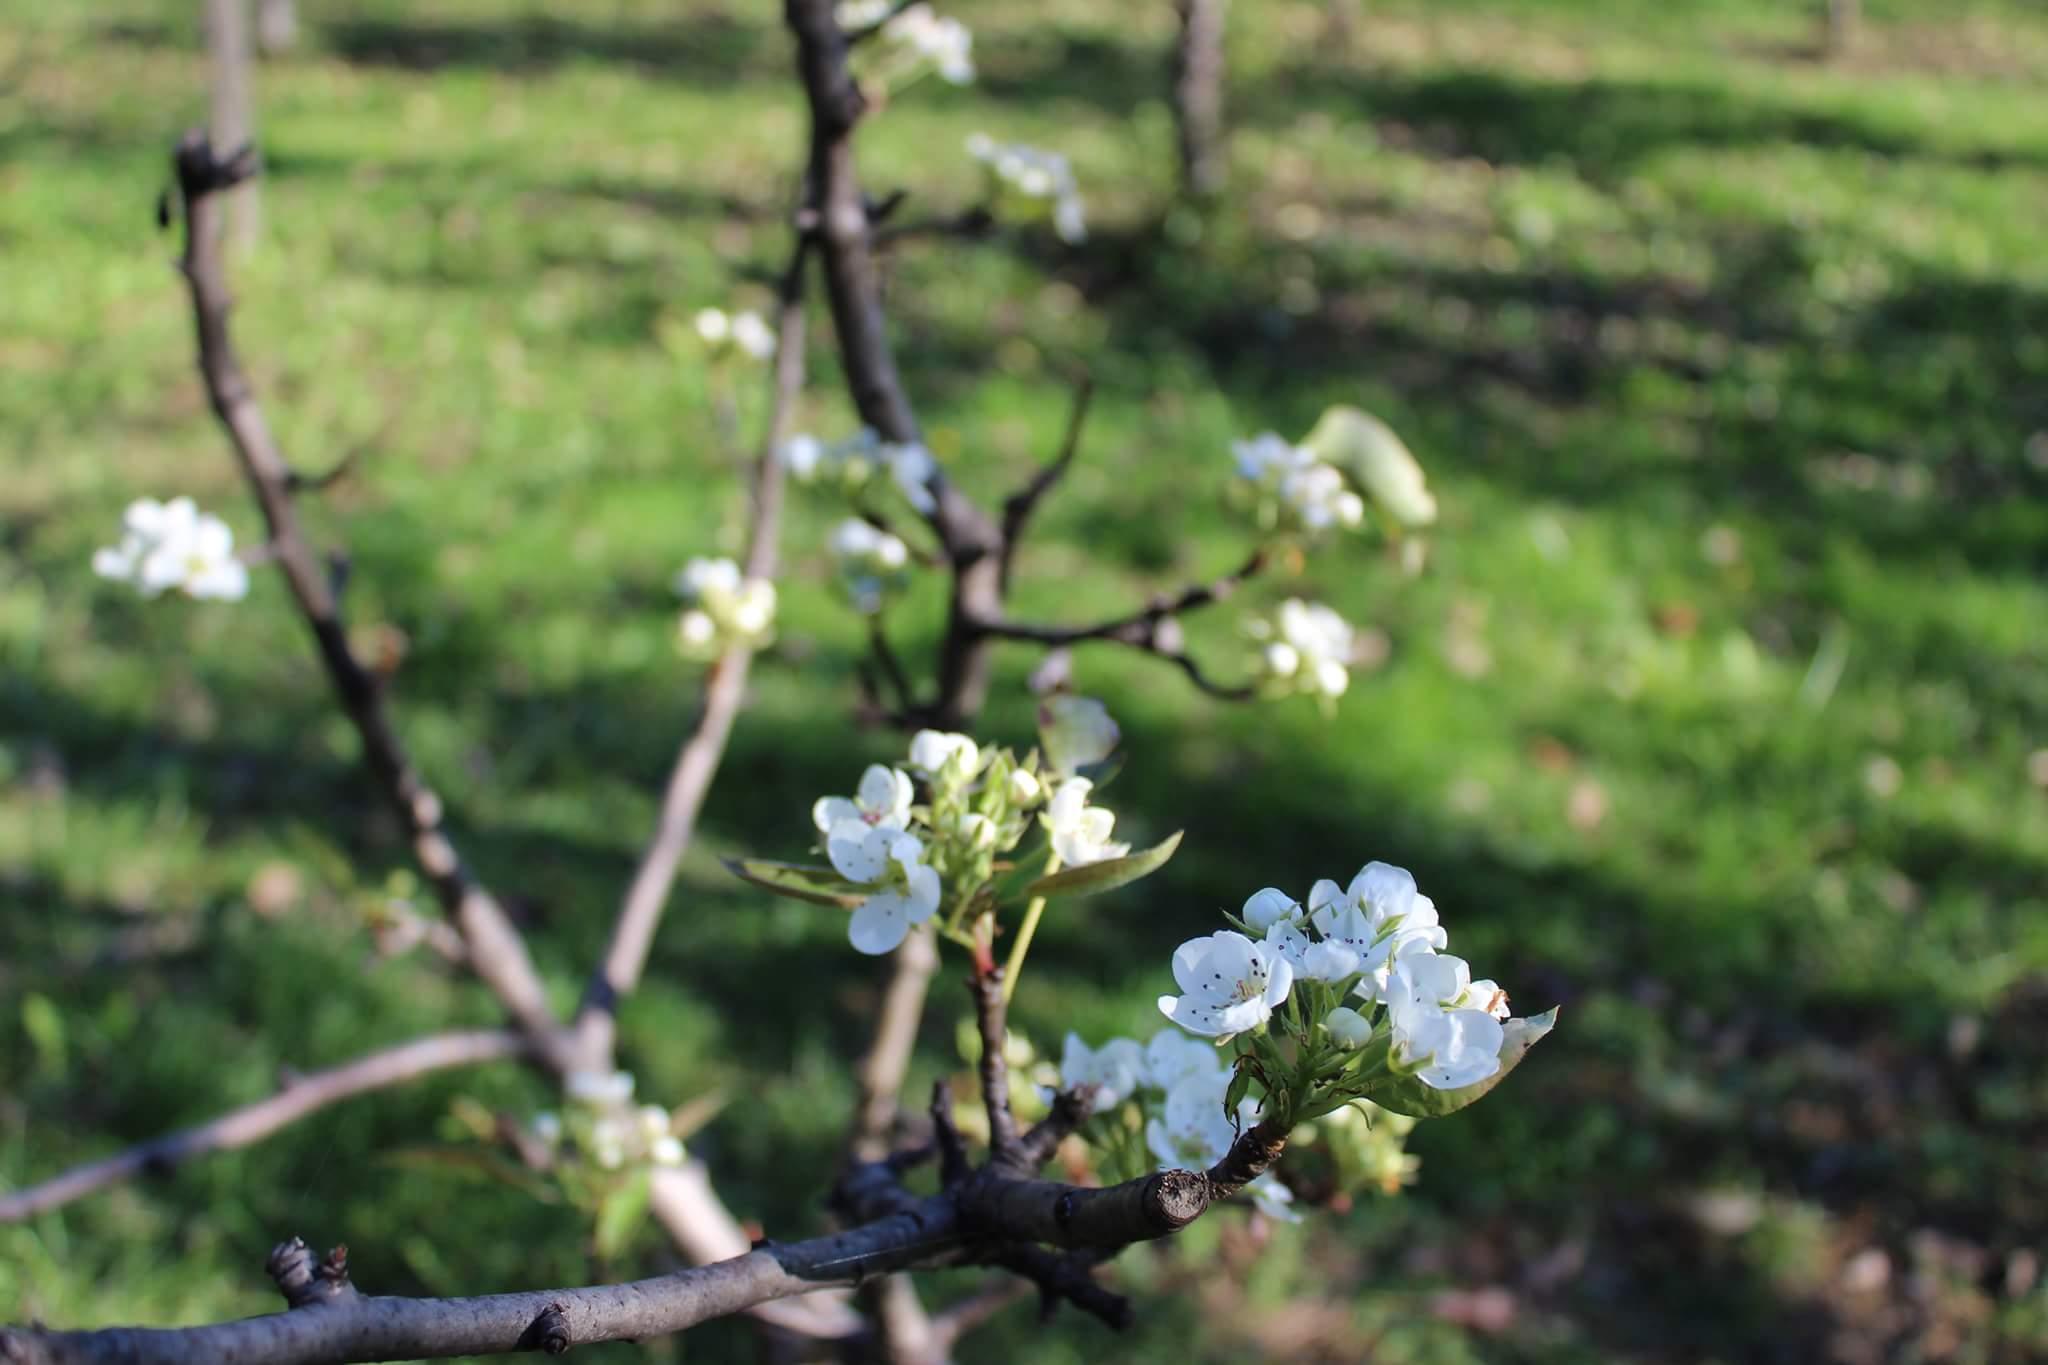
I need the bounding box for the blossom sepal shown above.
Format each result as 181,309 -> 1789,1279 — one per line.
1368,1007 -> 1558,1119
1019,830 -> 1182,900
720,857 -> 867,909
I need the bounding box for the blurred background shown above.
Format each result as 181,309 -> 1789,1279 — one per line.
3,0 -> 2046,1360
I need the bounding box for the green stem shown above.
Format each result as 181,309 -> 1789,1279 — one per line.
1001,852 -> 1061,1003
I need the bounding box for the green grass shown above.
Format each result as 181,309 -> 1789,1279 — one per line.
4,0 -> 2048,1359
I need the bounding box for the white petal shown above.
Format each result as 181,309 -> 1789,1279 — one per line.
902,863 -> 941,917
1241,887 -> 1299,931
813,795 -> 862,835
848,894 -> 911,955
827,820 -> 891,883
1170,938 -> 1213,995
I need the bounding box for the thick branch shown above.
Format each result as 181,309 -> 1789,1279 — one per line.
785,0 -> 1005,725
170,132 -> 568,1068
571,239 -> 812,1072
0,1031 -> 526,1224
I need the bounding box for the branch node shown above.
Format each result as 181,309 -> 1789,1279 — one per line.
520,1303 -> 574,1355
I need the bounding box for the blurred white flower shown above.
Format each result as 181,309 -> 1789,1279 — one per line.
1244,1173 -> 1302,1222
673,555 -> 776,653
94,497 -> 249,601
1043,778 -> 1129,866
884,441 -> 938,514
1144,1070 -> 1239,1169
637,1105 -> 671,1142
967,134 -> 1087,243
531,1111 -> 563,1146
1230,433 -> 1362,533
566,1070 -> 636,1106
1157,930 -> 1293,1038
780,434 -> 825,481
884,4 -> 974,83
828,517 -> 910,614
730,310 -> 776,360
1250,599 -> 1355,700
1037,694 -> 1119,777
1058,1033 -> 1143,1112
694,308 -> 731,344
1140,1028 -> 1221,1091
649,1135 -> 686,1166
1300,405 -> 1437,529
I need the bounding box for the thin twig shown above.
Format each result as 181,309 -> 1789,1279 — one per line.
0,1031 -> 527,1223
999,373 -> 1093,592
970,970 -> 1022,1166
570,238 -> 812,1073
170,130 -> 569,1068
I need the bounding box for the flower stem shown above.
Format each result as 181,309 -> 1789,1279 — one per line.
1000,852 -> 1061,1004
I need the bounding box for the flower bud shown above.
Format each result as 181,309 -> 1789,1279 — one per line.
1324,1006 -> 1374,1049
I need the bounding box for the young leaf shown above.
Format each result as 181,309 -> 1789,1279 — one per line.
1223,1061 -> 1253,1124
592,1168 -> 653,1261
1368,1008 -> 1558,1119
722,857 -> 866,908
1019,830 -> 1182,899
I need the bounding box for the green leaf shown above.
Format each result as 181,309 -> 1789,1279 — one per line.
592,1168 -> 653,1261
1369,1008 -> 1558,1119
722,857 -> 866,908
1020,831 -> 1182,899
1223,1062 -> 1253,1120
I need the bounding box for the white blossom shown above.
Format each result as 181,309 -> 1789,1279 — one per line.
674,555 -> 776,651
835,0 -> 892,26
1144,1070 -> 1238,1169
637,1105 -> 671,1141
1140,1028 -> 1221,1091
1007,768 -> 1043,807
693,308 -> 731,344
566,1070 -> 636,1106
93,497 -> 250,601
1037,694 -> 1119,777
1386,953 -> 1505,1090
780,434 -> 825,481
828,517 -> 910,614
650,1135 -> 686,1166
828,822 -> 943,955
966,134 -> 1087,244
813,764 -> 915,837
1251,599 -> 1355,699
1244,1173 -> 1302,1222
1311,861 -> 1447,999
883,441 -> 938,514
1058,1034 -> 1143,1113
1158,931 -> 1294,1038
907,729 -> 980,782
1230,433 -> 1362,532
730,310 -> 776,360
882,4 -> 974,83
1043,778 -> 1129,866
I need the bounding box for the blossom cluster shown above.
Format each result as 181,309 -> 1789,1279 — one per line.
93,497 -> 249,602
693,307 -> 776,362
840,1 -> 974,86
966,134 -> 1086,244
797,706 -> 1132,954
1245,598 -> 1356,703
1158,862 -> 1517,1095
827,517 -> 911,614
535,1070 -> 685,1171
1231,433 -> 1365,533
1056,1029 -> 1296,1221
674,556 -> 777,656
781,428 -> 939,515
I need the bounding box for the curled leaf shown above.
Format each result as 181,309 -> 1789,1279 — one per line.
722,857 -> 866,908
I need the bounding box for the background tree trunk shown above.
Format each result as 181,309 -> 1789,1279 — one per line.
1824,0 -> 1860,58
205,0 -> 258,249
1172,0 -> 1228,200
256,0 -> 298,55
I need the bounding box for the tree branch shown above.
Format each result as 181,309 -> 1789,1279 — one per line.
170,131 -> 570,1069
0,1031 -> 526,1224
570,237 -> 812,1073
